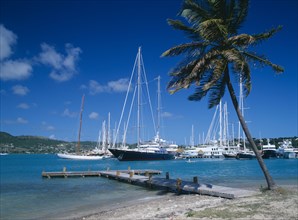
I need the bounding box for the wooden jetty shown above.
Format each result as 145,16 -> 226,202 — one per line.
42,169 -> 259,199
41,169 -> 161,178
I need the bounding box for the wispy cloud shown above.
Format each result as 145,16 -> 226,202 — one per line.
0,24 -> 33,81
49,134 -> 56,139
17,103 -> 30,109
12,85 -> 29,96
38,43 -> 82,82
161,111 -> 174,118
62,108 -> 77,118
17,117 -> 28,124
0,24 -> 17,60
89,112 -> 99,120
41,121 -> 55,131
83,78 -> 129,95
4,117 -> 29,124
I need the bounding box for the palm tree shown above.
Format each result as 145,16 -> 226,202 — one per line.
161,0 -> 283,190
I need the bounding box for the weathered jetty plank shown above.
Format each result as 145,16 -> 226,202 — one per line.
42,169 -> 161,178
41,169 -> 259,199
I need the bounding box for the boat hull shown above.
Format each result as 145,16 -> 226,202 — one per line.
236,152 -> 256,160
262,150 -> 277,159
57,153 -> 104,160
223,153 -> 237,159
108,149 -> 175,161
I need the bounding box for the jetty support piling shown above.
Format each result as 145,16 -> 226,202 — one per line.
166,172 -> 169,179
193,176 -> 198,184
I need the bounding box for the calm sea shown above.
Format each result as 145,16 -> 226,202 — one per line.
1,154 -> 297,219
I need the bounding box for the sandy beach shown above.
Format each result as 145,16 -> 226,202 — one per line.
75,185 -> 298,220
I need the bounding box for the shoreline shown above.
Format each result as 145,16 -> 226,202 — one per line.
72,184 -> 298,220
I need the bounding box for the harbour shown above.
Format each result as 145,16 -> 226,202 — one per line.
1,154 -> 298,219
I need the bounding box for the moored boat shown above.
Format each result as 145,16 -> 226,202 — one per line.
57,95 -> 105,160
277,140 -> 296,159
108,148 -> 174,161
108,48 -> 175,161
262,139 -> 277,159
236,151 -> 256,159
57,153 -> 103,160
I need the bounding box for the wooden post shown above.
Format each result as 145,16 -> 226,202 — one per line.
116,171 -> 120,176
166,172 -> 169,179
176,178 -> 182,193
193,176 -> 198,184
129,171 -> 134,178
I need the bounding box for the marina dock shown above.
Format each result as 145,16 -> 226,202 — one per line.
42,169 -> 259,199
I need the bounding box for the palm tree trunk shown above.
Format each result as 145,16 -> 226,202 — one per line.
225,68 -> 276,190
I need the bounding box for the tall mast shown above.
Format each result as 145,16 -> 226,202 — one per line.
137,47 -> 141,149
77,94 -> 85,154
156,75 -> 161,143
238,77 -> 246,150
219,100 -> 222,147
108,112 -> 111,149
191,125 -> 194,147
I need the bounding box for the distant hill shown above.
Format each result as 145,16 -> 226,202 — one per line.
0,131 -> 97,154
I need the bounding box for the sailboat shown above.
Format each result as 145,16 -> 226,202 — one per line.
108,47 -> 175,161
57,95 -> 104,160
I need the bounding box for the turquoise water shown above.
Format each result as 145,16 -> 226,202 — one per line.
1,154 -> 297,219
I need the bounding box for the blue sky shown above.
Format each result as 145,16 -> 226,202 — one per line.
0,0 -> 297,145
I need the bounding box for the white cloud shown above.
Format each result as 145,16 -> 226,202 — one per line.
0,24 -> 17,61
108,78 -> 130,92
89,112 -> 99,120
12,85 -> 29,96
62,108 -> 77,118
0,60 -> 32,81
46,125 -> 55,131
85,78 -> 129,95
39,43 -> 63,69
17,103 -> 30,109
162,112 -> 173,118
41,121 -> 55,131
88,80 -> 106,95
49,134 -> 56,139
0,25 -> 33,81
38,43 -> 81,82
17,117 -> 28,124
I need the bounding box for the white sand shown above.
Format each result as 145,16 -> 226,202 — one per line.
75,185 -> 298,220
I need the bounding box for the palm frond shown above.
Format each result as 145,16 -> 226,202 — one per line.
190,47 -> 221,77
243,51 -> 284,73
221,48 -> 252,96
251,26 -> 282,45
202,59 -> 227,91
167,59 -> 200,94
227,34 -> 255,47
161,42 -> 207,57
199,18 -> 228,41
180,0 -> 211,26
187,86 -> 208,101
230,0 -> 249,32
167,19 -> 201,41
207,0 -> 226,19
207,74 -> 227,109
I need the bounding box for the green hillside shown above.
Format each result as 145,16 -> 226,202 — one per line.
0,131 -> 97,154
